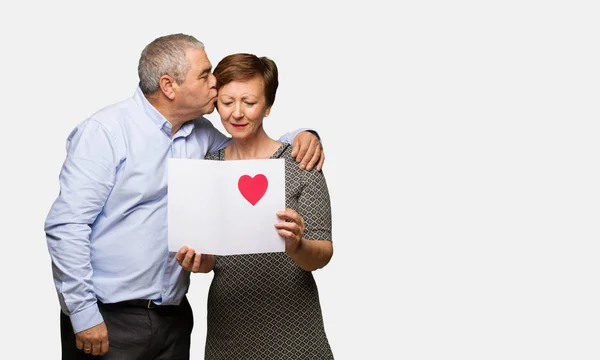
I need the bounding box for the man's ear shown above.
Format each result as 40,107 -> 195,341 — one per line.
159,75 -> 177,100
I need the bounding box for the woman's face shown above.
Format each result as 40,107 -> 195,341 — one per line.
217,76 -> 271,140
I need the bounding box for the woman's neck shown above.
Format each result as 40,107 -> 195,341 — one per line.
225,131 -> 281,160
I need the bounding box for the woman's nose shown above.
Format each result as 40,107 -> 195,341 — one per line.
233,104 -> 243,119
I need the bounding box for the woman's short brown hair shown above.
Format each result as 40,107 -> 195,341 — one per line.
213,53 -> 279,107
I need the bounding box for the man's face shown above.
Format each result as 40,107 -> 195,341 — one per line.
174,48 -> 218,119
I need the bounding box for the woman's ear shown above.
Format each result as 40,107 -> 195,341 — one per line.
265,107 -> 271,117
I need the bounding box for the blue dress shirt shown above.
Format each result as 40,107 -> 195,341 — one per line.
45,87 -> 302,333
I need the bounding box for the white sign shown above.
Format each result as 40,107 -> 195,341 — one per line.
168,158 -> 286,255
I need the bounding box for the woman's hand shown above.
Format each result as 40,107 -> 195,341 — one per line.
275,208 -> 306,254
175,246 -> 215,273
275,208 -> 333,271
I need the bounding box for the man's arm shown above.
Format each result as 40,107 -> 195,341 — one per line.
279,129 -> 325,171
45,119 -> 121,334
202,118 -> 232,154
201,120 -> 324,170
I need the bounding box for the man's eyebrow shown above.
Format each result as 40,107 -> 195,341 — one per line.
198,67 -> 212,77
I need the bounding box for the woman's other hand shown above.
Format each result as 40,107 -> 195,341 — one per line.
175,246 -> 215,273
275,208 -> 306,254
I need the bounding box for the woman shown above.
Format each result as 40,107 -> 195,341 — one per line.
177,53 -> 334,359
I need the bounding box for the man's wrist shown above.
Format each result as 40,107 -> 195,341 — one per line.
305,130 -> 320,141
69,302 -> 103,333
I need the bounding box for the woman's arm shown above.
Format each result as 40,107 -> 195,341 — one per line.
275,166 -> 334,271
291,238 -> 333,271
275,208 -> 333,271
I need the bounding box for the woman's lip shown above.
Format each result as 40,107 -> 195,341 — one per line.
231,123 -> 248,128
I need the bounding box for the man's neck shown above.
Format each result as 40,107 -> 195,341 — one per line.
144,93 -> 186,137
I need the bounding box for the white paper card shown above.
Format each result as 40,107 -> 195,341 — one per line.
168,157 -> 286,255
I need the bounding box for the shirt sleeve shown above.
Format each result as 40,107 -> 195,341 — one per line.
277,128 -> 321,145
298,169 -> 332,241
45,119 -> 122,333
202,118 -> 232,153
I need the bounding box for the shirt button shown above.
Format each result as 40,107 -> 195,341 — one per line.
163,288 -> 167,293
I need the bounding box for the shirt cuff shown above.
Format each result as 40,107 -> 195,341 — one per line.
306,130 -> 321,141
69,303 -> 103,333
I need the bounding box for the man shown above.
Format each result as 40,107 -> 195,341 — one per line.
45,33 -> 324,359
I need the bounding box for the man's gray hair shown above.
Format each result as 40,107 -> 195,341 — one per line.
138,34 -> 205,94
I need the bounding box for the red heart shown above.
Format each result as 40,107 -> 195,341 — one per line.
238,174 -> 268,206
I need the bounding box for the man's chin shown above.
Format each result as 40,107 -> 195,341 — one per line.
204,102 -> 217,114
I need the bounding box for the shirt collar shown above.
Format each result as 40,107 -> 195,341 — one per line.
132,87 -> 197,138
133,86 -> 195,138
133,86 -> 171,131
